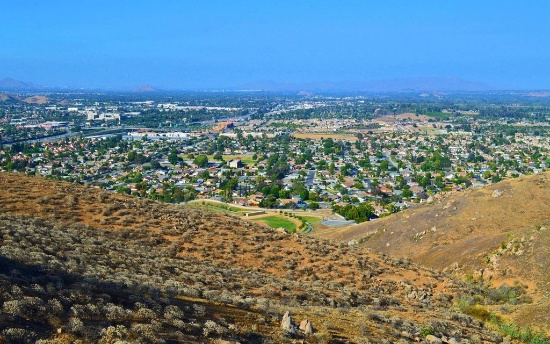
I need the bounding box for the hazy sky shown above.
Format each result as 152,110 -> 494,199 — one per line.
1,1 -> 549,89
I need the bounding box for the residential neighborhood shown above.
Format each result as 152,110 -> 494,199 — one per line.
1,92 -> 548,225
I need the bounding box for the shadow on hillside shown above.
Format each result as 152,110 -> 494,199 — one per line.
0,254 -> 264,343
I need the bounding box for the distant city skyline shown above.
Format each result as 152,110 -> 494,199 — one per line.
2,1 -> 549,90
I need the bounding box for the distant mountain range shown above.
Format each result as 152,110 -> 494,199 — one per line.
0,77 -> 35,90
132,84 -> 160,92
240,77 -> 496,92
0,76 -> 501,93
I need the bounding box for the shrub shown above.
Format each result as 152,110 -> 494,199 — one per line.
419,325 -> 434,336
461,305 -> 492,322
2,328 -> 37,343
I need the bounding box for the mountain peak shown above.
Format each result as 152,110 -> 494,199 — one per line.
133,84 -> 159,92
0,77 -> 33,90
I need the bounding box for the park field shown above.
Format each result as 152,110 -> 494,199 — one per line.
204,154 -> 256,165
250,215 -> 297,232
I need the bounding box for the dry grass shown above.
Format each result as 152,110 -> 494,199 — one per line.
0,172 -> 510,342
23,95 -> 49,104
313,172 -> 550,333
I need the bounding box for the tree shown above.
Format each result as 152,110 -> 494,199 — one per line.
260,195 -> 278,208
213,152 -> 223,161
168,149 -> 180,165
193,154 -> 209,167
309,202 -> 320,210
402,188 -> 413,198
127,150 -> 137,162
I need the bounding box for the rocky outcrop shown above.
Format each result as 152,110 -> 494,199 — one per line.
299,319 -> 314,335
281,311 -> 296,333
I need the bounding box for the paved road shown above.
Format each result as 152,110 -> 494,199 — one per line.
2,131 -> 77,146
382,152 -> 398,169
322,213 -> 356,227
305,170 -> 315,187
322,219 -> 356,227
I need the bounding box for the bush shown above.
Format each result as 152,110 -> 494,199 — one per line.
461,305 -> 492,322
419,325 -> 434,336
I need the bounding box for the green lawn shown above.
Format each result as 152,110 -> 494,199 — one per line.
300,216 -> 322,225
425,111 -> 450,119
252,216 -> 296,232
223,154 -> 256,164
204,154 -> 256,165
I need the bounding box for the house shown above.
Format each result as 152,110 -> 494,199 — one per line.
279,198 -> 299,207
232,197 -> 248,206
248,193 -> 264,206
228,159 -> 243,168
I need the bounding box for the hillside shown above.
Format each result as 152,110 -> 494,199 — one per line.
0,93 -> 49,104
0,172 -> 511,343
0,78 -> 32,90
313,172 -> 550,332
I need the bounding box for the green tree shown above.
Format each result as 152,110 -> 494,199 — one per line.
168,149 -> 180,165
309,202 -> 320,210
193,154 -> 209,167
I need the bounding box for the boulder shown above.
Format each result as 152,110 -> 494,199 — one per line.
304,321 -> 314,335
299,319 -> 314,335
281,311 -> 296,332
492,189 -> 503,198
426,334 -> 443,343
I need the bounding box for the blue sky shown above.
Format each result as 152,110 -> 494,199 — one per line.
1,1 -> 549,89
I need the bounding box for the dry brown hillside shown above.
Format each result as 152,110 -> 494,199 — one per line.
0,94 -> 49,104
0,172 -> 509,343
22,95 -> 49,104
313,172 -> 550,333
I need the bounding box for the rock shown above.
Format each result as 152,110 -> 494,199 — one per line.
426,335 -> 443,343
299,319 -> 314,334
276,227 -> 288,234
281,311 -> 295,332
492,189 -> 503,198
304,320 -> 314,335
448,338 -> 459,344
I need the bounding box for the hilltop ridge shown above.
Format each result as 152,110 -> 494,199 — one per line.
313,172 -> 550,332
